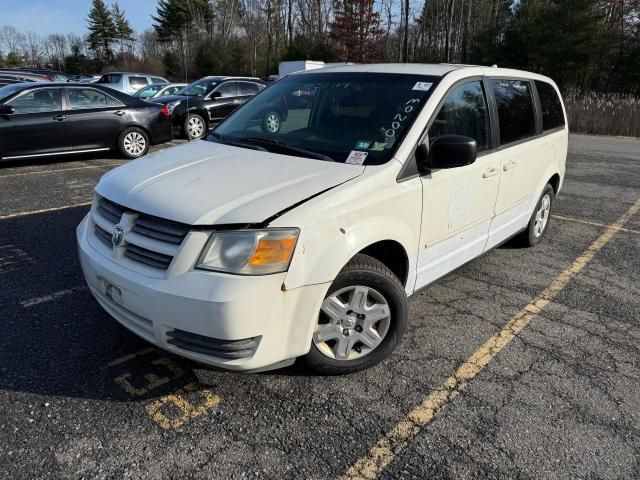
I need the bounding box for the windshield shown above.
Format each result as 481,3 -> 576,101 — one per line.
210,72 -> 439,165
0,83 -> 26,102
177,78 -> 218,97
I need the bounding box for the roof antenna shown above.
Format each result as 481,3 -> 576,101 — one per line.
491,64 -> 498,68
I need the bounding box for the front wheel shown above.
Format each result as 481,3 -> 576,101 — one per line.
302,254 -> 407,374
118,127 -> 149,159
184,113 -> 207,140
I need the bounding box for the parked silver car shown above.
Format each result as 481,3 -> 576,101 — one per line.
133,83 -> 187,100
97,72 -> 169,95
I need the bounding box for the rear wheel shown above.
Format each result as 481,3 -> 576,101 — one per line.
184,113 -> 207,140
516,184 -> 555,247
118,127 -> 149,159
303,254 -> 407,374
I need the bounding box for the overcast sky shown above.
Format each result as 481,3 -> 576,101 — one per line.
0,0 -> 159,36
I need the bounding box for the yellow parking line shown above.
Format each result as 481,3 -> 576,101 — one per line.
0,162 -> 122,179
341,197 -> 640,480
106,347 -> 154,368
0,202 -> 92,221
552,214 -> 640,235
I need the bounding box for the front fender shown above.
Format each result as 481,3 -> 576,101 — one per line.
276,167 -> 422,294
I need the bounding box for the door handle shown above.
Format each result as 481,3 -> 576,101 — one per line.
503,160 -> 517,171
52,115 -> 67,121
482,167 -> 499,178
114,110 -> 126,116
233,99 -> 242,104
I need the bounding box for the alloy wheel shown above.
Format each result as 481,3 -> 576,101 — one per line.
187,116 -> 205,138
123,131 -> 146,157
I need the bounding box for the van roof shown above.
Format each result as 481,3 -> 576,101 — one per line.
296,63 -> 553,83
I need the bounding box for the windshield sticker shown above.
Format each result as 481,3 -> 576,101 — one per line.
412,82 -> 433,91
345,150 -> 368,165
355,140 -> 371,150
370,142 -> 386,151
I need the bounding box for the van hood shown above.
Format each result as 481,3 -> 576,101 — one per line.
96,140 -> 364,225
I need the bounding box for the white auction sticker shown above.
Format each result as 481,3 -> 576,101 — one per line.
412,82 -> 433,91
345,150 -> 368,165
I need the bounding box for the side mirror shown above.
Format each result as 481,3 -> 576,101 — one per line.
417,135 -> 477,174
0,105 -> 15,115
211,91 -> 222,99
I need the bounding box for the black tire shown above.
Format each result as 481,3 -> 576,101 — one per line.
117,127 -> 150,159
302,253 -> 408,375
183,113 -> 207,140
261,110 -> 282,134
515,183 -> 555,247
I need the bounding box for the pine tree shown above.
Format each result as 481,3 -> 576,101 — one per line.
112,3 -> 135,56
87,0 -> 116,63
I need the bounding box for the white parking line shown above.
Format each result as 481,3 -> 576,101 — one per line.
21,287 -> 88,308
0,202 -> 92,221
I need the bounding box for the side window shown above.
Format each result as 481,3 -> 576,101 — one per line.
535,81 -> 565,131
237,82 -> 260,96
151,77 -> 167,84
98,74 -> 122,84
7,88 -> 62,113
68,88 -> 121,109
215,82 -> 237,98
428,81 -> 490,152
490,79 -> 536,145
129,76 -> 149,89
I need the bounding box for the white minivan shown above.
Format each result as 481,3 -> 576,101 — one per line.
77,64 -> 567,374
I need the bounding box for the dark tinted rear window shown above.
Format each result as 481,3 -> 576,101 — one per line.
490,79 -> 536,145
98,74 -> 122,84
535,81 -> 565,131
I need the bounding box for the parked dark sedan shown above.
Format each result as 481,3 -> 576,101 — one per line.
0,83 -> 172,161
149,76 -> 266,139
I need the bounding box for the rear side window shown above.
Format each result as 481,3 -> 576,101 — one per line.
129,76 -> 149,89
490,79 -> 536,145
237,82 -> 260,96
98,74 -> 122,84
535,81 -> 565,131
68,88 -> 122,109
215,82 -> 237,97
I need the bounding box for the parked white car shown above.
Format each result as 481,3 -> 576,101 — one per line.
77,64 -> 568,374
97,72 -> 169,95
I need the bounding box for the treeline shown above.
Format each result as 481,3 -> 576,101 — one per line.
0,0 -> 639,94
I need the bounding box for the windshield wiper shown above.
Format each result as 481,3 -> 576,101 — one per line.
242,137 -> 335,162
209,132 -> 267,152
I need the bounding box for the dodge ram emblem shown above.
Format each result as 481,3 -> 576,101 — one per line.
112,226 -> 125,247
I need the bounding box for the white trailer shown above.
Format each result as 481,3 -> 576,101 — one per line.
278,61 -> 325,77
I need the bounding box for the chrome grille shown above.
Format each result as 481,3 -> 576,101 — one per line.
132,214 -> 189,245
124,243 -> 173,270
94,225 -> 112,247
97,197 -> 125,224
91,195 -> 190,272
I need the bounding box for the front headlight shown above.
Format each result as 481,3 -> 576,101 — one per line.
166,100 -> 181,114
196,229 -> 299,275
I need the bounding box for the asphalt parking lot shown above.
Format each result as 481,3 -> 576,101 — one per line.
1,134 -> 639,479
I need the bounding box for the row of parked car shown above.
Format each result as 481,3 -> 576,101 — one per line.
0,68 -> 271,162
